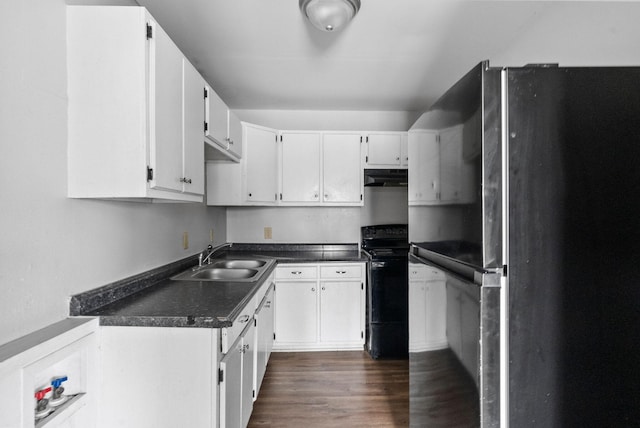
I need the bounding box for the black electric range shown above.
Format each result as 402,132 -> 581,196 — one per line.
361,224 -> 409,359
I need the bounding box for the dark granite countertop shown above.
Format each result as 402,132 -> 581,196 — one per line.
224,243 -> 366,262
70,243 -> 367,329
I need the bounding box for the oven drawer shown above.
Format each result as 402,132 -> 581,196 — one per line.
276,265 -> 317,280
320,264 -> 362,279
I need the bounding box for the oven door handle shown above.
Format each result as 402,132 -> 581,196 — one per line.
371,261 -> 386,269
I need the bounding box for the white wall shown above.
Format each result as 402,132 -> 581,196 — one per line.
227,207 -> 361,243
236,109 -> 419,132
0,0 -> 226,345
491,2 -> 640,67
361,187 -> 409,226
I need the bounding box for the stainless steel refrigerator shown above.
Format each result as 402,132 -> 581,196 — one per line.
408,61 -> 640,427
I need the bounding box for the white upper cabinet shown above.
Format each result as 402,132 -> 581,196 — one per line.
439,125 -> 475,203
365,132 -> 406,168
408,126 -> 475,205
204,86 -> 228,150
149,22 -> 183,194
401,133 -> 409,167
227,110 -> 243,158
280,132 -> 321,203
322,133 -> 363,205
408,130 -> 439,204
244,123 -> 279,204
67,6 -> 203,202
204,86 -> 243,161
183,60 -> 206,196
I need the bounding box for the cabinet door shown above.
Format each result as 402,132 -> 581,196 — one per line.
182,59 -> 205,195
227,110 -> 243,158
319,281 -> 362,344
241,323 -> 255,428
204,85 -> 228,149
460,292 -> 480,384
323,134 -> 362,204
148,19 -> 183,193
280,132 -> 321,203
255,286 -> 274,395
244,124 -> 278,203
408,280 -> 428,352
446,286 -> 463,361
274,282 -> 317,344
206,160 -> 243,205
439,125 -> 464,202
401,133 -> 409,167
424,281 -> 447,349
219,338 -> 243,428
408,131 -> 439,204
366,133 -> 402,166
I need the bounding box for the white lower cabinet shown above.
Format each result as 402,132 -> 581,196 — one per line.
98,274 -> 275,428
408,262 -> 448,352
99,327 -> 218,428
273,281 -> 318,346
274,263 -> 365,351
446,275 -> 480,385
319,281 -> 363,344
220,321 -> 255,428
254,284 -> 275,395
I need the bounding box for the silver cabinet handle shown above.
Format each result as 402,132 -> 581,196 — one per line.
311,287 -> 315,292
322,286 -> 325,291
291,271 -> 302,275
336,270 -> 347,274
238,315 -> 250,323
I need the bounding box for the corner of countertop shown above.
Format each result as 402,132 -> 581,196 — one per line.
69,254 -> 198,316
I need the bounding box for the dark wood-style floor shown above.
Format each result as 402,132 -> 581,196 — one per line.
410,349 -> 479,428
248,349 -> 479,427
248,351 -> 409,427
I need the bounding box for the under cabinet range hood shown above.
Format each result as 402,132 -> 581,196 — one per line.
364,169 -> 408,187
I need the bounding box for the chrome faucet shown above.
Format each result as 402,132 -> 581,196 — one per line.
199,245 -> 214,267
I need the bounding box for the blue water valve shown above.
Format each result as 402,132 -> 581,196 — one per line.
49,376 -> 69,407
51,376 -> 68,389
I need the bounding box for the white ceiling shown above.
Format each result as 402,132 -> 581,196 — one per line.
72,0 -> 640,112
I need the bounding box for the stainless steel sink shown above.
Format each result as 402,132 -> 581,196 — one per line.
171,258 -> 273,282
191,268 -> 258,280
209,260 -> 266,269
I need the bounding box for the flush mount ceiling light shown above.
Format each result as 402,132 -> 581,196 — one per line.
299,0 -> 361,32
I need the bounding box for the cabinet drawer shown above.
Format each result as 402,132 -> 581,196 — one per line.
320,264 -> 362,279
222,293 -> 257,354
409,264 -> 446,281
276,265 -> 317,280
409,265 -> 427,280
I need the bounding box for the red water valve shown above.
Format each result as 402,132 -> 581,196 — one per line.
35,387 -> 52,401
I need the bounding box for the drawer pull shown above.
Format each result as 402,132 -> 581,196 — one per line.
336,270 -> 347,274
238,315 -> 250,324
291,271 -> 302,275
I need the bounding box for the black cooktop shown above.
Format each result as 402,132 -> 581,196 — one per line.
361,224 -> 409,257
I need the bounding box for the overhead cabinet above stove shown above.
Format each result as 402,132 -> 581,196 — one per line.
207,124 -> 364,206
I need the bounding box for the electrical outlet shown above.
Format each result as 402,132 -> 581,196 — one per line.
183,231 -> 189,249
210,228 -> 214,242
264,227 -> 272,240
